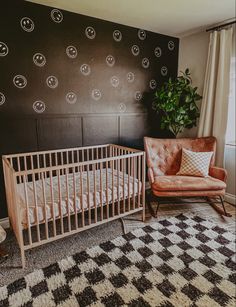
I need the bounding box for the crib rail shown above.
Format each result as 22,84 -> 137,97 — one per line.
2,144 -> 145,268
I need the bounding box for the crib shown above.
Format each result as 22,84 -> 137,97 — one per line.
2,144 -> 146,268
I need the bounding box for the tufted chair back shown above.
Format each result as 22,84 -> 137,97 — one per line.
144,136 -> 216,177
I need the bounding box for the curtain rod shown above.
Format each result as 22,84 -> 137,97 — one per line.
206,20 -> 236,32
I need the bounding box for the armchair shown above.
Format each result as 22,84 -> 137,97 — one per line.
144,136 -> 231,217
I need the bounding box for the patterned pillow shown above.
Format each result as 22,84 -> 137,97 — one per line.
177,148 -> 213,177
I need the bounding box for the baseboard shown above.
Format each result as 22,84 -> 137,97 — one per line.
225,193 -> 236,206
0,217 -> 9,229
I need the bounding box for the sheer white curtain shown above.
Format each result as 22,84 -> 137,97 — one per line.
198,26 -> 234,167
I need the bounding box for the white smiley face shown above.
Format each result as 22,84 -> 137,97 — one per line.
13,75 -> 27,88
0,92 -> 6,105
0,42 -> 9,57
33,101 -> 46,113
161,66 -> 168,76
85,26 -> 96,39
20,17 -> 34,32
66,46 -> 78,58
51,9 -> 63,23
46,76 -> 58,88
113,30 -> 122,42
168,40 -> 175,51
80,64 -> 91,76
131,45 -> 140,56
149,79 -> 157,90
154,47 -> 162,57
110,76 -> 119,88
134,91 -> 143,101
118,103 -> 126,113
138,29 -> 146,40
33,53 -> 46,67
106,55 -> 115,67
66,92 -> 77,104
91,89 -> 102,101
127,72 -> 135,83
142,58 -> 150,69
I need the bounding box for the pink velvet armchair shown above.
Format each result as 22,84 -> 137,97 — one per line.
144,136 -> 231,217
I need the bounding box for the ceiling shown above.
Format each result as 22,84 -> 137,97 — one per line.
27,0 -> 235,37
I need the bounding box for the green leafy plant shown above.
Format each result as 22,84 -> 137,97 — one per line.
152,69 -> 201,136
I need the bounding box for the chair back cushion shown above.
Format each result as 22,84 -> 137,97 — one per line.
144,136 -> 216,176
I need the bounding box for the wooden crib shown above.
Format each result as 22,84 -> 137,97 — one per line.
2,144 -> 146,268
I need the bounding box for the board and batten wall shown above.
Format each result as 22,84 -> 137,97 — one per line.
0,0 -> 179,219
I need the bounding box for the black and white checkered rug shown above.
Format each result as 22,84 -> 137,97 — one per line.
0,214 -> 235,307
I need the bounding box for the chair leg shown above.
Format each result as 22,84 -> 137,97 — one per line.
207,196 -> 232,217
219,196 -> 232,217
155,201 -> 160,218
146,190 -> 157,218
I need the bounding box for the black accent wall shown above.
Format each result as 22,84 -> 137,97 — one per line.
0,0 -> 179,218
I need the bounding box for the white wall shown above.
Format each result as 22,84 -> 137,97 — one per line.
178,30 -> 210,137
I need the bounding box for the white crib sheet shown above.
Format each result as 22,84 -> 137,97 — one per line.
17,168 -> 141,226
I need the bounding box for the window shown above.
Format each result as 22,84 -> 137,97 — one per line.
226,55 -> 236,145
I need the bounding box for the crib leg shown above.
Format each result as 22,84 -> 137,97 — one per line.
20,247 -> 26,269
142,206 -> 145,222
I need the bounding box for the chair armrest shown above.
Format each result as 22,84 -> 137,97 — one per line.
147,167 -> 154,184
209,166 -> 227,183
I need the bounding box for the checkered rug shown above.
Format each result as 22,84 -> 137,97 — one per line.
0,214 -> 235,307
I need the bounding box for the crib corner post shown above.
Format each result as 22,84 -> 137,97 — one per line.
142,152 -> 146,222
20,247 -> 26,269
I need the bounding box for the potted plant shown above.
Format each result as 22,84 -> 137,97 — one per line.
152,68 -> 202,136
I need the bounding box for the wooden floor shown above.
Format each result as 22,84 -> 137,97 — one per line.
123,197 -> 236,234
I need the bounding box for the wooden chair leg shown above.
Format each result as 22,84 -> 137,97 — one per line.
207,196 -> 232,217
219,196 -> 232,217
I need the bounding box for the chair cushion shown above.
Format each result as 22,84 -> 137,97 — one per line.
152,175 -> 226,192
177,148 -> 213,177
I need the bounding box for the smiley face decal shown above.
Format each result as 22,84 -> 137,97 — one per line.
154,47 -> 162,57
168,40 -> 175,51
13,75 -> 27,88
80,64 -> 91,76
118,103 -> 126,113
142,58 -> 150,69
113,30 -> 122,42
138,29 -> 146,40
66,92 -> 77,104
127,72 -> 135,83
134,91 -> 143,101
85,26 -> 96,39
66,46 -> 78,58
161,66 -> 168,76
51,9 -> 63,23
91,89 -> 102,101
33,53 -> 46,67
33,101 -> 46,113
20,17 -> 35,32
131,45 -> 140,56
0,92 -> 6,106
46,76 -> 58,88
0,42 -> 9,57
110,76 -> 119,88
106,55 -> 115,67
149,79 -> 157,90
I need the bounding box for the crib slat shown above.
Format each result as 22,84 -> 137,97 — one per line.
80,166 -> 85,227
49,170 -> 57,237
57,169 -> 64,234
17,157 -> 22,183
32,172 -> 40,242
23,174 -> 32,245
65,167 -> 71,232
133,156 -> 135,210
41,172 -> 49,240
122,157 -> 125,214
111,159 -> 114,217
128,157 -> 130,212
100,162 -> 103,221
105,160 -> 109,219
87,167 -> 91,225
93,164 -> 97,223
117,158 -> 120,216
142,154 -> 146,221
72,166 -> 78,229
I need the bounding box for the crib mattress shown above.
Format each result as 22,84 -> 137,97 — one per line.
17,168 -> 141,226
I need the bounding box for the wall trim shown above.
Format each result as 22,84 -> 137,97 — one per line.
225,193 -> 236,206
0,217 -> 9,229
